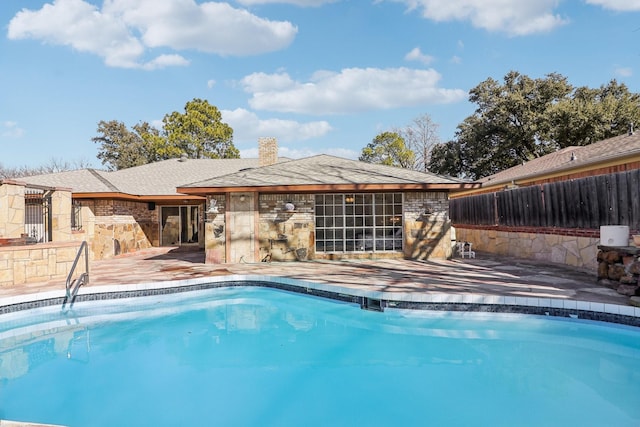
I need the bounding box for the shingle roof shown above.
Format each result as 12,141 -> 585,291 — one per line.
18,169 -> 117,193
480,131 -> 640,186
20,155 -> 469,197
182,154 -> 467,189
107,158 -> 264,195
20,158 -> 264,196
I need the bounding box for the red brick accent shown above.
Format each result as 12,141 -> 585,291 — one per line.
453,224 -> 601,238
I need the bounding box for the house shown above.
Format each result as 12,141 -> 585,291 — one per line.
449,129 -> 640,270
453,128 -> 640,197
9,138 -> 474,274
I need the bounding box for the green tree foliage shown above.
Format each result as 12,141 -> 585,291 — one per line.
93,120 -> 157,171
429,72 -> 640,179
428,140 -> 462,178
359,131 -> 415,168
93,98 -> 239,170
163,98 -> 238,159
547,80 -> 640,147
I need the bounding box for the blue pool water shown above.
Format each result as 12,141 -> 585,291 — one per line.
1,286 -> 639,427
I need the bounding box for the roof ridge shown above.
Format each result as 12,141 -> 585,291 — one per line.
88,168 -> 120,192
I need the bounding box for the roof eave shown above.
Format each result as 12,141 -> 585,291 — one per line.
73,192 -> 206,201
482,150 -> 640,188
177,182 -> 480,195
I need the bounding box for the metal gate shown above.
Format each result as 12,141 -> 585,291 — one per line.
24,188 -> 52,243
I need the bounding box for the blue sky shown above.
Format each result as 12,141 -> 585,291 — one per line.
1,0 -> 639,169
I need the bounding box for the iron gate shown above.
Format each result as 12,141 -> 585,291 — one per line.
24,188 -> 52,243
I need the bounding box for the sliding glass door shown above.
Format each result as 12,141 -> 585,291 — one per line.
160,205 -> 200,246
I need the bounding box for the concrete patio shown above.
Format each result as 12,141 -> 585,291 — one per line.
1,247 -> 632,308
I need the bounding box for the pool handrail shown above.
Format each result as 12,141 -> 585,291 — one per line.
66,241 -> 89,301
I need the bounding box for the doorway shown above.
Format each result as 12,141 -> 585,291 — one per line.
160,205 -> 200,246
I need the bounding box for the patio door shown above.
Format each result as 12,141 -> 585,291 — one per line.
160,205 -> 200,246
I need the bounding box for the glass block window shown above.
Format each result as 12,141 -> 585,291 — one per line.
315,193 -> 403,253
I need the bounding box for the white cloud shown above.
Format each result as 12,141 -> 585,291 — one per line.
142,54 -> 190,70
615,67 -> 633,77
241,146 -> 359,160
240,67 -> 467,114
585,0 -> 640,11
237,0 -> 338,5
222,108 -> 333,143
391,0 -> 568,36
450,55 -> 462,64
1,121 -> 25,138
404,47 -> 435,65
8,0 -> 297,69
207,80 -> 216,89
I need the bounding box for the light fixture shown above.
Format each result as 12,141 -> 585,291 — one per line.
345,195 -> 354,203
284,202 -> 295,211
207,199 -> 218,214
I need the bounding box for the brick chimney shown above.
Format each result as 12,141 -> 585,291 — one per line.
258,137 -> 278,167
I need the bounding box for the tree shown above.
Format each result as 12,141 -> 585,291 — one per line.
428,140 -> 462,178
0,158 -> 93,179
93,120 -> 157,171
396,113 -> 441,172
548,80 -> 640,147
359,132 -> 415,168
93,98 -> 239,170
162,98 -> 238,159
429,72 -> 640,179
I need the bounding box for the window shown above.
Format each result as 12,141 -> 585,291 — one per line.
71,200 -> 82,231
315,193 -> 402,253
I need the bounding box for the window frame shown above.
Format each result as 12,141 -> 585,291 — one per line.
314,193 -> 403,253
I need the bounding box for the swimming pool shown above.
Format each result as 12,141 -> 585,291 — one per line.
1,285 -> 639,426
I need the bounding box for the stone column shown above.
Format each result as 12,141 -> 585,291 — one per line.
0,180 -> 26,238
51,188 -> 72,242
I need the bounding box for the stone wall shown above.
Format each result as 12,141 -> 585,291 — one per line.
454,226 -> 600,270
77,200 -> 157,260
50,189 -> 72,242
205,195 -> 227,263
258,194 -> 314,262
0,241 -> 84,288
597,246 -> 640,297
0,181 -> 26,239
404,192 -> 452,259
92,215 -> 153,259
203,191 -> 454,264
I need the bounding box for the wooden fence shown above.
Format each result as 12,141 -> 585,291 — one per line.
450,168 -> 640,230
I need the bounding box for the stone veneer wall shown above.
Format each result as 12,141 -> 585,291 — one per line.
0,241 -> 84,288
50,189 -> 72,242
0,182 -> 86,287
0,181 -> 26,238
454,225 -> 600,270
404,192 -> 452,260
83,200 -> 156,260
258,194 -> 314,261
204,191 -> 454,264
205,195 -> 227,263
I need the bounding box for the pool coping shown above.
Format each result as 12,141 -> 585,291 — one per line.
1,275 -> 639,327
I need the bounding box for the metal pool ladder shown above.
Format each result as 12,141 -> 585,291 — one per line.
66,240 -> 89,302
